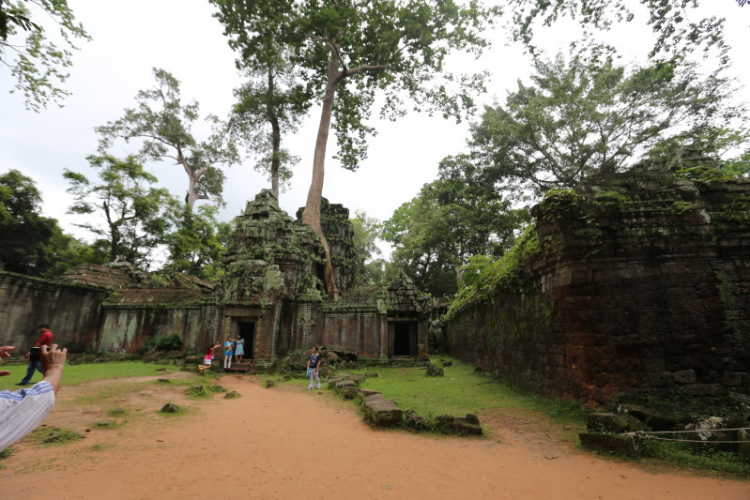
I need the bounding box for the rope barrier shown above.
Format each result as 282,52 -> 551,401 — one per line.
624,427 -> 750,445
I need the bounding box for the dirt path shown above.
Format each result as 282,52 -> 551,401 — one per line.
1,374 -> 748,500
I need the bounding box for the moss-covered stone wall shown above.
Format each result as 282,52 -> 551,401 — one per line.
447,168 -> 750,405
0,271 -> 107,353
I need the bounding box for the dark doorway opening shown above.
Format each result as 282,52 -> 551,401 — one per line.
393,322 -> 413,356
238,322 -> 255,359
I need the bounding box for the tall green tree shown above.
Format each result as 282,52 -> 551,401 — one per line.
381,164 -> 527,296
350,210 -> 383,286
96,68 -> 239,208
211,0 -> 498,300
0,0 -> 90,111
163,204 -> 232,280
64,154 -> 176,268
471,53 -> 744,197
230,55 -> 312,198
0,168 -> 89,276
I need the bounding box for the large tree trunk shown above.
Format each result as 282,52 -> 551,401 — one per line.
268,66 -> 281,198
301,53 -> 341,301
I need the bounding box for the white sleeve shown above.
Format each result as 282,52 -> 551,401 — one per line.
0,381 -> 56,451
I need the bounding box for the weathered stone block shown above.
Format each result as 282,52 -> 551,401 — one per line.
426,363 -> 444,377
363,394 -> 403,427
326,377 -> 343,389
334,380 -> 357,391
674,369 -> 697,384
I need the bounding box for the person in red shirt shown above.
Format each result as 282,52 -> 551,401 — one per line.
17,324 -> 53,386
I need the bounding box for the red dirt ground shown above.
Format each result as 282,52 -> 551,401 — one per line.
1,373 -> 748,500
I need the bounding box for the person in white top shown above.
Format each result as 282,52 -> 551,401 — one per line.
0,344 -> 67,451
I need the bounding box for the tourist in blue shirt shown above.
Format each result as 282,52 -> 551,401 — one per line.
307,346 -> 322,390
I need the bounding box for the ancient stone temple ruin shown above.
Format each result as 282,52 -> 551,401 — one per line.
447,163 -> 750,405
0,191 -> 431,365
213,190 -> 431,362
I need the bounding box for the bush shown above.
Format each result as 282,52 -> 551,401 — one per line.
142,333 -> 183,352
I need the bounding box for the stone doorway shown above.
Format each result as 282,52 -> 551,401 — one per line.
238,321 -> 256,359
389,321 -> 417,358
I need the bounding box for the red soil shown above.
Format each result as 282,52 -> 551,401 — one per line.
1,374 -> 747,500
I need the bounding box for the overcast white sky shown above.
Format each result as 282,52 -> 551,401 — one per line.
1,1 -> 748,260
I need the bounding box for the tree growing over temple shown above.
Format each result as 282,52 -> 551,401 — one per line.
96,68 -> 239,208
211,0 -> 498,300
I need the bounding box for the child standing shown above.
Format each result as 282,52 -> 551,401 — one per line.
223,336 -> 234,371
307,346 -> 322,390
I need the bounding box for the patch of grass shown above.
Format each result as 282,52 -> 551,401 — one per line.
356,359 -> 586,431
0,361 -> 180,391
0,448 -> 13,460
638,441 -> 750,478
185,383 -> 225,398
27,426 -> 83,446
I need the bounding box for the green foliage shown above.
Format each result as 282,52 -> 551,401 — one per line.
447,225 -> 541,322
638,441 -> 750,477
213,0 -> 497,172
508,0 -> 735,64
676,166 -> 734,183
0,169 -> 96,277
594,190 -> 629,211
230,62 -> 311,196
163,204 -> 230,279
382,154 -> 529,297
142,334 -> 183,352
350,210 -> 383,286
0,0 -> 90,111
471,52 -> 744,198
96,68 -> 239,207
0,447 -> 12,459
64,154 -> 177,268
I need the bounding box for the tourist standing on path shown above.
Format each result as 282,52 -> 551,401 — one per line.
307,346 -> 322,390
223,336 -> 234,371
17,324 -> 53,386
234,335 -> 245,364
1,343 -> 68,451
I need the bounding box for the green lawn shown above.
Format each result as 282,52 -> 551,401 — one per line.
0,361 -> 179,391
356,359 -> 587,428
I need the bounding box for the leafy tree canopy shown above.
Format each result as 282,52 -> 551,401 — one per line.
0,168 -> 95,276
64,154 -> 177,268
1,0 -> 90,111
470,52 -> 745,198
508,0 -> 746,65
163,204 -> 232,280
96,68 -> 240,208
382,156 -> 529,297
350,210 -> 383,286
212,0 -> 499,299
230,61 -> 312,197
